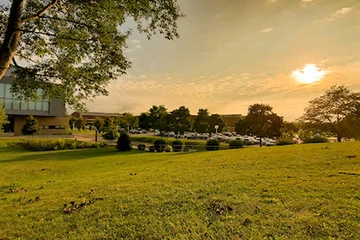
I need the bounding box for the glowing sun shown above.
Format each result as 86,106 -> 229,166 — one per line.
291,64 -> 326,84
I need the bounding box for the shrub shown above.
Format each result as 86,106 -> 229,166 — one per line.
172,140 -> 183,152
22,115 -> 39,135
18,139 -> 107,151
154,138 -> 166,152
206,139 -> 220,151
149,146 -> 156,152
303,136 -> 328,144
137,144 -> 146,151
102,129 -> 119,141
228,140 -> 243,149
165,145 -> 173,152
183,147 -> 189,152
276,137 -> 296,146
116,132 -> 132,151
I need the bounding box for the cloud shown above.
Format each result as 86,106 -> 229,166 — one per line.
328,7 -> 353,21
267,0 -> 277,3
131,39 -> 140,43
261,28 -> 274,33
301,0 -> 313,2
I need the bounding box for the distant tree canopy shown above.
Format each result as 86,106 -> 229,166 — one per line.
208,114 -> 227,134
168,106 -> 192,134
193,108 -> 209,133
300,85 -> 360,142
0,0 -> 183,110
235,104 -> 284,143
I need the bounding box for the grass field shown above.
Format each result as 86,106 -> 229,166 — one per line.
1,142 -> 359,239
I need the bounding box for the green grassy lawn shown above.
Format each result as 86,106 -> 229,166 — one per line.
1,142 -> 359,239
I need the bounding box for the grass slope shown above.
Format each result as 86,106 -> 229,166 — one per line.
0,142 -> 360,239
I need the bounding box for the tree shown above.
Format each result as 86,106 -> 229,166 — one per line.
208,114 -> 227,134
75,117 -> 86,131
300,85 -> 360,142
116,132 -> 132,151
138,112 -> 151,130
0,101 -> 9,133
22,115 -> 39,135
148,105 -> 169,135
168,106 -> 192,134
236,104 -> 284,146
93,117 -> 105,133
193,108 -> 209,133
0,1 -> 183,110
121,113 -> 139,130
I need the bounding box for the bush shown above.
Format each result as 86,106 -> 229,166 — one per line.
22,115 -> 39,135
183,147 -> 189,152
102,129 -> 119,141
154,138 -> 166,152
116,132 -> 132,151
18,139 -> 107,151
228,140 -> 243,149
137,144 -> 146,151
276,137 -> 296,146
206,139 -> 220,151
303,136 -> 328,144
149,146 -> 156,152
172,140 -> 183,152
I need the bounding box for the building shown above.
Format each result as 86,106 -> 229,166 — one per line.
1,70 -> 69,136
71,112 -> 123,125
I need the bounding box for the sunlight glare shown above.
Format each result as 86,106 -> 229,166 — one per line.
291,64 -> 326,84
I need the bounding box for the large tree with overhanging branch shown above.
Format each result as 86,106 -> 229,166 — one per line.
0,0 -> 183,109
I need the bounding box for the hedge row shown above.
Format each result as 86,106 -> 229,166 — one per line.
19,139 -> 108,151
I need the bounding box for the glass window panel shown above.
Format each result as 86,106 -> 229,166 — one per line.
5,84 -> 13,98
36,101 -> 42,111
42,102 -> 49,111
4,98 -> 12,109
21,100 -> 28,110
28,101 -> 35,110
13,99 -> 20,110
0,84 -> 5,98
37,88 -> 43,97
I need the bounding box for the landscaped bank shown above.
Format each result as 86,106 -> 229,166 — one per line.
0,142 -> 359,239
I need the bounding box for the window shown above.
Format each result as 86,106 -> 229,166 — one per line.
4,99 -> 12,109
36,101 -> 43,111
42,102 -> 49,111
5,84 -> 13,98
13,99 -> 20,110
20,100 -> 28,110
28,101 -> 36,110
0,84 -> 4,98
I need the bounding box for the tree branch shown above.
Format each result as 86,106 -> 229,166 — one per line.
21,0 -> 58,23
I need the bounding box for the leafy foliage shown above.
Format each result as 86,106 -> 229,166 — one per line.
149,105 -> 169,135
206,139 -> 220,151
21,115 -> 39,135
116,132 -> 132,151
208,114 -> 227,134
228,140 -> 243,149
168,106 -> 192,134
300,85 -> 360,142
0,1 -> 183,109
93,117 -> 105,133
302,136 -> 329,144
0,101 -> 8,133
172,140 -> 183,152
19,139 -> 107,151
276,137 -> 296,146
236,104 -> 284,140
193,108 -> 209,133
154,138 -> 166,152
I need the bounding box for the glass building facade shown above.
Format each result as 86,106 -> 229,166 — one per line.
0,83 -> 50,112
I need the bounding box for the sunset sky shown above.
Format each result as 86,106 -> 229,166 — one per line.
22,1 -> 360,121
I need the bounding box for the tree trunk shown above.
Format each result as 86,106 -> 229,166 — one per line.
0,0 -> 24,79
337,134 -> 342,142
259,137 -> 262,147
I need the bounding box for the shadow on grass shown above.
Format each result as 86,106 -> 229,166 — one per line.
0,147 -> 148,164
